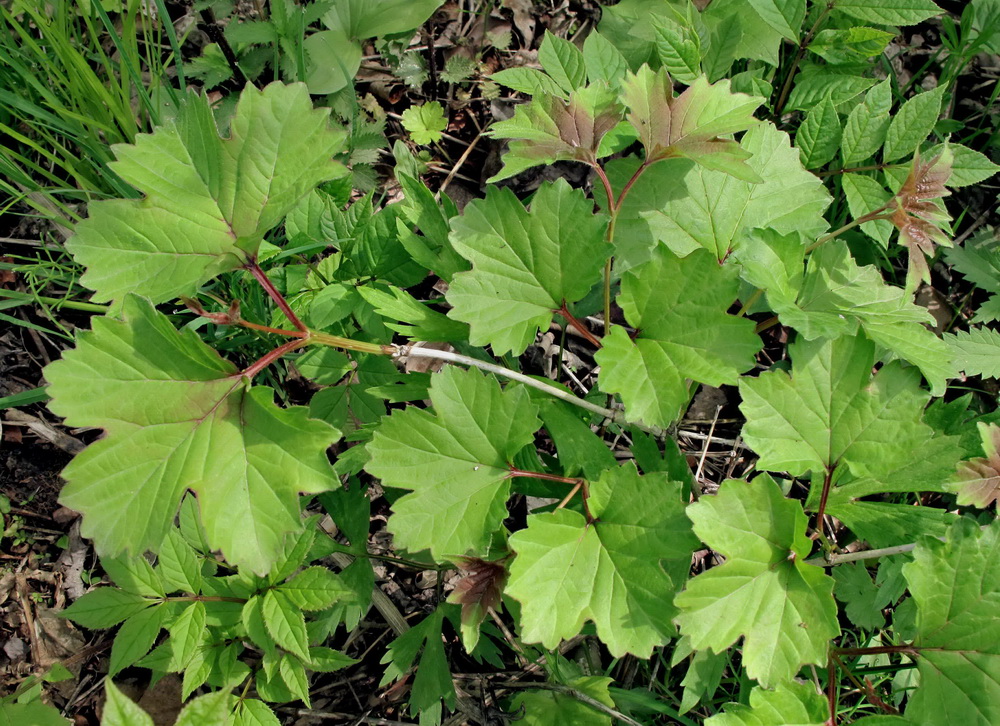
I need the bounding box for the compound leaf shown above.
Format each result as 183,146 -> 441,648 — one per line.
595,247 -> 760,428
902,518 -> 1000,725
945,327 -> 1000,379
68,82 -> 346,307
739,334 -> 935,480
262,589 -> 310,660
44,295 -> 340,575
621,65 -> 763,179
705,681 -> 828,725
278,566 -> 353,611
884,86 -> 946,163
365,366 -> 541,561
446,180 -> 609,356
674,476 -> 840,687
645,124 -> 831,260
506,463 -> 697,657
62,587 -> 153,629
488,86 -> 623,181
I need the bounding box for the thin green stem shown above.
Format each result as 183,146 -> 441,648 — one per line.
806,206 -> 893,253
508,468 -> 584,485
308,331 -> 393,355
0,289 -> 108,313
773,2 -> 834,118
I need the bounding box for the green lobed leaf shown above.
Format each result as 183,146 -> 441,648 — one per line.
705,680 -> 828,725
902,518 -> 1000,725
674,476 -> 840,687
401,102 -> 448,145
61,587 -> 153,629
746,0 -> 806,40
883,86 -> 946,163
739,334 -> 937,479
538,31 -> 587,93
947,422 -> 1000,508
0,702 -> 70,726
262,589 -> 310,660
833,0 -> 943,26
833,562 -> 892,630
365,366 -> 541,560
67,82 -> 346,307
946,328 -> 1000,379
595,247 -> 761,428
102,681 -> 154,726
506,463 -> 698,657
44,296 -> 340,575
446,180 -> 609,356
703,0 -> 785,67
841,79 -> 892,164
795,94 -> 842,169
278,566 -> 352,611
620,65 -> 763,179
380,607 -> 456,718
511,676 -> 615,725
488,85 -> 623,181
645,123 -> 831,260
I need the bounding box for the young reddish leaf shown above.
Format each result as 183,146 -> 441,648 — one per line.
447,556 -> 508,651
44,295 -> 341,575
487,85 -> 623,181
948,423 -> 1000,509
620,65 -> 763,180
887,147 -> 953,286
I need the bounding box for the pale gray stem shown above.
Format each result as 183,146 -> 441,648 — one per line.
805,542 -> 917,567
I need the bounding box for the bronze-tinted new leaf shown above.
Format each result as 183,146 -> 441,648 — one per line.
948,422 -> 1000,509
447,556 -> 508,651
888,147 -> 953,285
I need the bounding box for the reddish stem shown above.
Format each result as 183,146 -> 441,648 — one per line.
558,302 -> 602,349
614,161 -> 649,213
827,655 -> 838,726
246,260 -> 308,332
814,467 -> 834,540
508,469 -> 583,485
240,338 -> 308,380
833,644 -> 919,657
592,163 -> 616,212
831,654 -> 900,716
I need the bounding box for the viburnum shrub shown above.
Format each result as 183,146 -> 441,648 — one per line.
45,7 -> 1000,725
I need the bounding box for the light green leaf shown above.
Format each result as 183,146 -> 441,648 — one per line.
102,554 -> 165,598
833,562 -> 891,630
785,71 -> 876,112
488,84 -> 623,180
795,94 -> 842,169
583,31 -> 629,86
0,702 -> 70,726
511,676 -> 615,725
946,328 -> 1000,378
234,699 -> 281,726
366,366 -> 541,560
507,463 -> 697,657
174,690 -> 232,726
278,655 -> 311,706
158,529 -> 203,594
653,17 -> 701,84
321,0 -> 443,40
538,31 -> 587,93
110,605 -> 166,676
833,0 -> 943,26
780,243 -> 951,392
808,26 -> 894,64
841,79 -> 892,164
308,646 -> 358,672
620,65 -> 763,178
702,0 -> 784,67
401,102 -> 448,145
739,334 -> 937,479
279,566 -> 352,611
903,518 -> 1000,725
102,681 -> 154,726
926,142 -> 1000,187
842,173 -> 894,246
705,681 -> 828,725
356,283 -> 468,342
446,180 -> 609,356
490,67 -> 567,97
61,588 -> 152,629
595,247 -> 760,428
262,589 -> 310,660
67,82 -> 346,307
380,608 -> 456,717
884,86 -> 945,162
747,0 -> 806,40
303,30 -> 362,94
167,601 -> 207,671
674,476 -> 840,687
242,596 -> 278,658
645,124 -> 831,260
44,296 -> 340,575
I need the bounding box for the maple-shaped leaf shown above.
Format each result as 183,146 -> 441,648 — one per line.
762,241 -> 951,394
620,65 -> 763,180
487,84 -> 623,181
887,147 -> 953,287
68,82 -> 347,307
644,123 -> 831,261
902,518 -> 1000,725
506,463 -> 698,657
446,180 -> 610,356
705,680 -> 828,725
44,295 -> 340,574
447,556 -> 508,652
739,334 -> 936,481
365,366 -> 541,561
674,476 -> 840,687
595,247 -> 760,428
511,676 -> 615,726
947,422 -> 1000,509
